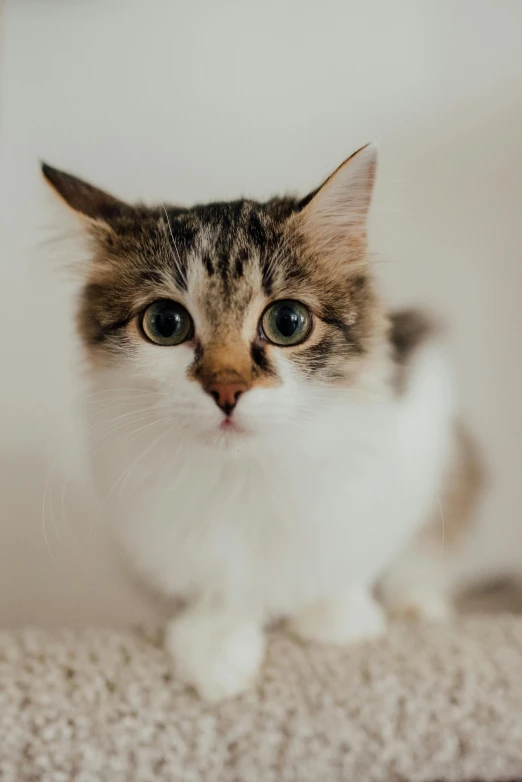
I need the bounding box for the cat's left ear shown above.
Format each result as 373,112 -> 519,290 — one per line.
296,143 -> 377,261
41,163 -> 131,228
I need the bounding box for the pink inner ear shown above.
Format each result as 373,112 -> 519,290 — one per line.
295,145 -> 377,273
302,144 -> 377,234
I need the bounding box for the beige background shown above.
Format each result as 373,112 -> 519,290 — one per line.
0,0 -> 521,627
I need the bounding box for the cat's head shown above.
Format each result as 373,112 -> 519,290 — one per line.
43,145 -> 388,449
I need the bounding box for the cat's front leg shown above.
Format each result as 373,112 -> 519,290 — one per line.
290,587 -> 385,646
166,605 -> 266,702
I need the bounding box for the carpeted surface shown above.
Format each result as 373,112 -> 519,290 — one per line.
2,616 -> 522,781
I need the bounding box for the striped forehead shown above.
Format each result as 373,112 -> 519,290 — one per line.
164,199 -> 283,283
168,205 -> 271,318
184,242 -> 265,339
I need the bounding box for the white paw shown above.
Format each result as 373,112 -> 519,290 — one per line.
383,589 -> 453,621
290,589 -> 386,646
166,609 -> 265,702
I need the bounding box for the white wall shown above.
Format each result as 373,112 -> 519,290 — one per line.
1,0 -> 521,626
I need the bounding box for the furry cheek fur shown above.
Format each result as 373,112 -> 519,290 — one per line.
114,332 -> 311,446
42,145 -> 482,702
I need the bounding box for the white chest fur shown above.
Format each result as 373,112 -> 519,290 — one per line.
91,342 -> 454,622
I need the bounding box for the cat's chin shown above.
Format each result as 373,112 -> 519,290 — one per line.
194,418 -> 253,451
219,417 -> 247,434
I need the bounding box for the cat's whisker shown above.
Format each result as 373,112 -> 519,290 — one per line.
89,416 -> 172,538
46,410 -> 156,557
85,395 -> 161,409
86,402 -> 176,426
162,204 -> 187,287
59,428 -> 154,550
83,388 -> 161,402
148,431 -> 177,491
86,403 -> 158,421
85,398 -> 199,420
87,414 -> 168,458
56,410 -> 167,544
87,406 -> 163,428
118,425 -> 173,499
84,406 -> 174,436
263,231 -> 293,279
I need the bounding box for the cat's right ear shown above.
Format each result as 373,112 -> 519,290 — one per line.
293,144 -> 377,272
41,163 -> 131,228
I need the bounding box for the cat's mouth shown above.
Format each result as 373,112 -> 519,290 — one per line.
219,417 -> 244,434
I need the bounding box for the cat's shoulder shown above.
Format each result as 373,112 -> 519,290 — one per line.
388,308 -> 443,393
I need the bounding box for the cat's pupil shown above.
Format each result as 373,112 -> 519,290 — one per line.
154,310 -> 179,337
275,305 -> 300,338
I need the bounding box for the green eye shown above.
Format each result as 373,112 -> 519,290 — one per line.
141,300 -> 193,345
261,300 -> 312,346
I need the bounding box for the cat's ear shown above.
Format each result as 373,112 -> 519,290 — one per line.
41,163 -> 130,227
297,143 -> 377,263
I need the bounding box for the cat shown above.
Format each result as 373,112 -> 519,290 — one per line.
42,144 -> 482,702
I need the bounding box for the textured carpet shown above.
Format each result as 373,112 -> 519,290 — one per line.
2,615 -> 522,781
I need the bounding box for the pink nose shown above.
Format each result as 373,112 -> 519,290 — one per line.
207,381 -> 248,416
